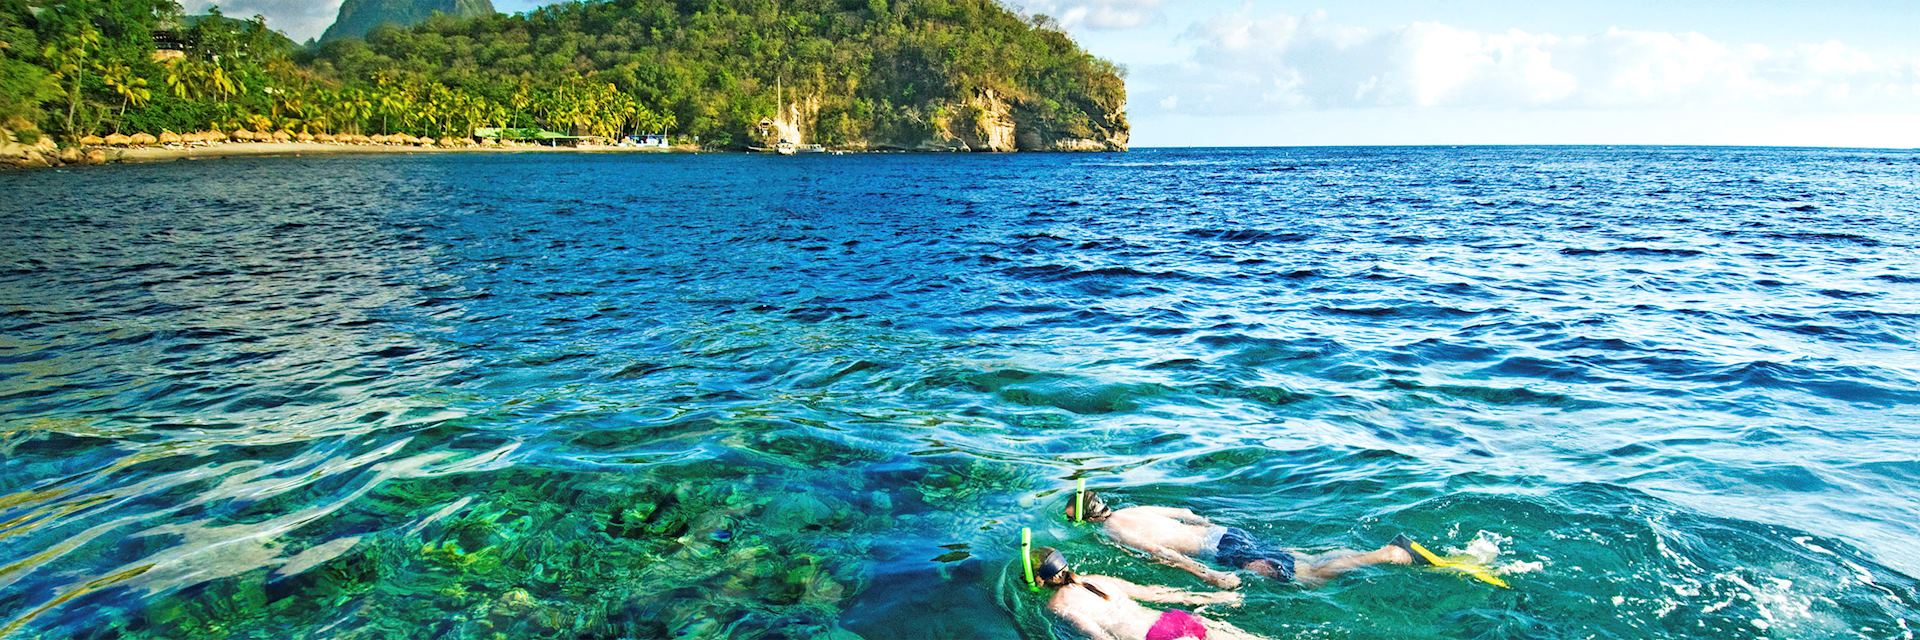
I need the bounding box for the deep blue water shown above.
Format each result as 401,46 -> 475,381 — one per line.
0,147 -> 1917,639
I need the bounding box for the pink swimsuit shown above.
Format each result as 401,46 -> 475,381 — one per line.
1145,609 -> 1208,640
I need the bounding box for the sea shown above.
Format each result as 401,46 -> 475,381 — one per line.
0,147 -> 1916,639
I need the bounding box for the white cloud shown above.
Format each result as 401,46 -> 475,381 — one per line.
1001,0 -> 1165,31
1141,9 -> 1920,117
183,0 -> 345,42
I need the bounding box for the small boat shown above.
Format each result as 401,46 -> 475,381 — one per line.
775,139 -> 796,156
796,144 -> 826,154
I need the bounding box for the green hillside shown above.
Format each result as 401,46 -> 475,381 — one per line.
319,0 -> 496,43
0,0 -> 1128,152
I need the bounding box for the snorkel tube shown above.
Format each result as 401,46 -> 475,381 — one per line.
1074,479 -> 1086,523
1021,527 -> 1038,591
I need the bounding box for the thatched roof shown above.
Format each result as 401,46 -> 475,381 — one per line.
130,132 -> 158,145
105,133 -> 133,146
204,130 -> 229,142
295,132 -> 315,142
158,131 -> 182,144
233,129 -> 254,141
79,135 -> 105,146
272,130 -> 293,142
315,133 -> 336,143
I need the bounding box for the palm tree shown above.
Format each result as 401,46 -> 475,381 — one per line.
164,62 -> 193,100
43,18 -> 102,135
99,63 -> 151,132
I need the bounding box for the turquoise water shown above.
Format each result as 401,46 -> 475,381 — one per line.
0,147 -> 1917,639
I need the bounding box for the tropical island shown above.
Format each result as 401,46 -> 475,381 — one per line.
0,0 -> 1130,168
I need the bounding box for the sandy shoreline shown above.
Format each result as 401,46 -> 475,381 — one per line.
111,141 -> 685,164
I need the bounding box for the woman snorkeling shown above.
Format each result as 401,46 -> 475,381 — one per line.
1027,546 -> 1275,640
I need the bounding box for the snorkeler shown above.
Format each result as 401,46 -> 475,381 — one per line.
1065,486 -> 1421,588
1027,545 -> 1274,640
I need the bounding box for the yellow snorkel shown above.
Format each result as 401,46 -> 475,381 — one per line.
1403,539 -> 1511,589
1021,527 -> 1038,591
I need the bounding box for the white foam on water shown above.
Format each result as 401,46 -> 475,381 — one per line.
1447,529 -> 1551,576
1444,529 -> 1506,563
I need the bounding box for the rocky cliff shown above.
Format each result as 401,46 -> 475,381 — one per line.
320,0 -> 495,42
780,88 -> 1127,152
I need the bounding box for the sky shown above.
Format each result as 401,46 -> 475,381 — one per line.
196,0 -> 1920,148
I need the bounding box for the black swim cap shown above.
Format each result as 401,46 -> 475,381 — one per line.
1031,546 -> 1069,582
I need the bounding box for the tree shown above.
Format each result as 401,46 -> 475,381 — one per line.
99,62 -> 150,131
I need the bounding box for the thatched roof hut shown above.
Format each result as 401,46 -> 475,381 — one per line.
437,137 -> 460,147
105,133 -> 133,146
158,131 -> 182,145
130,132 -> 158,146
204,130 -> 229,142
271,130 -> 292,142
232,129 -> 254,141
79,135 -> 105,146
314,133 -> 336,143
294,132 -> 314,143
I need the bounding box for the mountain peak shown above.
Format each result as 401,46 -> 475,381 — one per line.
319,0 -> 495,42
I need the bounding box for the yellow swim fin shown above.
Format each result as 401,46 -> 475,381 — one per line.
1395,535 -> 1511,589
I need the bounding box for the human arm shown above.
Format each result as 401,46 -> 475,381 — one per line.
1112,579 -> 1243,607
1131,540 -> 1241,589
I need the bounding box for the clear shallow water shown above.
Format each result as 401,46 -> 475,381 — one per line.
0,147 -> 1917,639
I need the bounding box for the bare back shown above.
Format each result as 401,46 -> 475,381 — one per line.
1045,575 -> 1163,640
1102,506 -> 1214,555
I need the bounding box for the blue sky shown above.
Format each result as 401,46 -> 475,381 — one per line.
1005,0 -> 1920,147
205,0 -> 1920,147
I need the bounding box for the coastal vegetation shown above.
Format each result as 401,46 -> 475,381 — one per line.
0,0 -> 1128,161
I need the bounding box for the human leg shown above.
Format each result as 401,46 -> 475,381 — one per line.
1291,546 -> 1411,586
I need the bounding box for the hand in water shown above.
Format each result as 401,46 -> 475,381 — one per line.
1207,571 -> 1242,590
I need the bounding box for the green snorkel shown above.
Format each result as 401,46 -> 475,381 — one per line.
1074,478 -> 1086,523
1021,527 -> 1038,591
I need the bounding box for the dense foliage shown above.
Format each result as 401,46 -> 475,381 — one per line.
0,0 -> 1127,149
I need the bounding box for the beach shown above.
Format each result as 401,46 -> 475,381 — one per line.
124,141 -> 692,162
2,139 -> 692,170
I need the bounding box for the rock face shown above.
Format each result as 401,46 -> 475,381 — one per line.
852,87 -> 1127,153
320,0 -> 495,42
947,89 -> 1019,153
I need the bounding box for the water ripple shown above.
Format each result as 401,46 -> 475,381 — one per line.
1,147 -> 1917,638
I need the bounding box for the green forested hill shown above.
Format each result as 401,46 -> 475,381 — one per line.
0,0 -> 1128,152
319,0 -> 496,43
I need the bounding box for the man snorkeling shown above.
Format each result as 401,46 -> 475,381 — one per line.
1064,486 -> 1424,588
1028,545 -> 1275,640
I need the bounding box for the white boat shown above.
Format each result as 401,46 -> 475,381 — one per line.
775,140 -> 797,155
